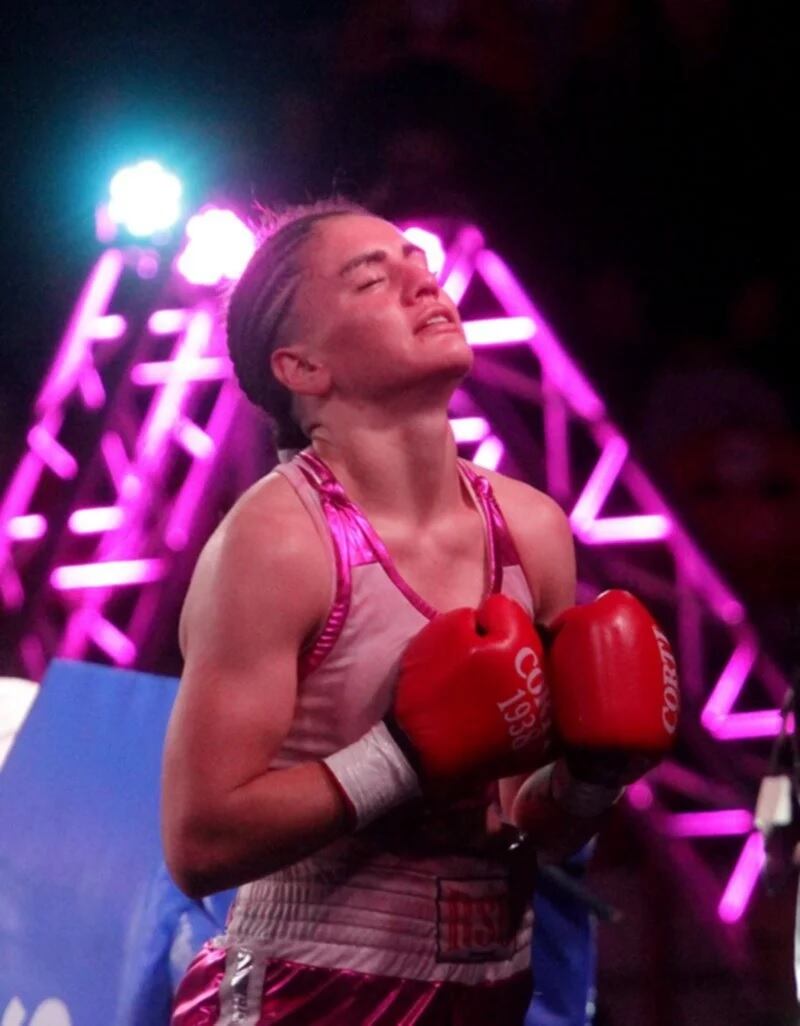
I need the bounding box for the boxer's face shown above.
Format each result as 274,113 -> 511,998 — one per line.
289,214 -> 472,401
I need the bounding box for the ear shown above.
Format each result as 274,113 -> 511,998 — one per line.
270,346 -> 331,397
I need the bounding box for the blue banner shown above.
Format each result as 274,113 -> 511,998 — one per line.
0,659 -> 232,1026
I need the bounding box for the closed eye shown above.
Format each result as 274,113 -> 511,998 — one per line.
356,277 -> 385,291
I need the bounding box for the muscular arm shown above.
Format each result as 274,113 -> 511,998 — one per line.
161,476 -> 349,898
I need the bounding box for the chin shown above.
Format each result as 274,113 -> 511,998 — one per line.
442,344 -> 474,377
424,357 -> 473,394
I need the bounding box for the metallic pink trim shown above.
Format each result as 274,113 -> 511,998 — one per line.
300,450 -> 439,622
294,453 -> 353,680
170,942 -> 226,1024
458,462 -> 525,582
458,464 -> 499,594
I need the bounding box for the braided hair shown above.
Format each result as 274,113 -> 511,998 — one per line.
226,198 -> 368,455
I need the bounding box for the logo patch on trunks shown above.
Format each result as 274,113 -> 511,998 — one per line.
436,877 -> 514,963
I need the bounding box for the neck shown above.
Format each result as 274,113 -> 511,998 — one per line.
310,406 -> 463,526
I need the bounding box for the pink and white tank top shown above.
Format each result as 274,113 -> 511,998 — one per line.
224,449 -> 537,985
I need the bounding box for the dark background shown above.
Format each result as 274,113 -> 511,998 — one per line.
1,3 -> 795,666
1,0 -> 791,426
1,2 -> 796,1021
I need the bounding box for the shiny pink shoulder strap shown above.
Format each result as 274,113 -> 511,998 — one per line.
286,449 -> 380,678
457,462 -> 525,581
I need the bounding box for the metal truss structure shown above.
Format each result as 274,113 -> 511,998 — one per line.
0,216 -> 790,942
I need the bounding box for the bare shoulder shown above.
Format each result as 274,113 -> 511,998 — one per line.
466,462 -> 576,622
217,469 -> 324,557
179,470 -> 330,657
467,462 -> 571,539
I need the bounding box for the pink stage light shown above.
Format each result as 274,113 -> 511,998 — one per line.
92,315 -> 127,341
666,810 -> 753,838
476,249 -> 605,422
689,554 -> 746,628
475,249 -> 532,316
88,614 -> 136,665
37,249 -> 125,414
701,636 -> 759,732
27,426 -> 79,480
6,515 -> 47,542
163,382 -> 241,552
463,317 -> 536,346
718,832 -> 765,923
442,268 -> 469,303
51,559 -> 166,589
175,419 -> 215,459
121,472 -> 142,501
473,436 -> 504,471
176,207 -> 256,286
149,309 -> 190,335
402,226 -> 446,276
719,597 -> 746,625
138,309 -> 215,464
100,432 -> 131,493
450,417 -> 490,443
709,710 -> 784,741
131,355 -> 230,386
576,514 -> 672,545
569,437 -> 629,530
0,450 -> 46,575
440,225 -> 483,304
78,367 -> 106,409
68,506 -> 125,535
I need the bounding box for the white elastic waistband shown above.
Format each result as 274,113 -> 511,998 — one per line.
225,852 -> 533,984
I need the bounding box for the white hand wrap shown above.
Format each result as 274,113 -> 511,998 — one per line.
551,758 -> 624,818
322,721 -> 422,829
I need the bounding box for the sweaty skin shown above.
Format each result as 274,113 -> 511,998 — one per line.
161,215 -> 578,898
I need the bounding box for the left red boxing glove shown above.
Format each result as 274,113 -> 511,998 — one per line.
511,590 -> 679,842
546,589 -> 679,771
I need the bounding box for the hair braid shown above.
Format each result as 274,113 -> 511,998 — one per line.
226,198 -> 367,452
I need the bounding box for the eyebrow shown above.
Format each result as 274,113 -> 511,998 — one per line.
337,242 -> 426,277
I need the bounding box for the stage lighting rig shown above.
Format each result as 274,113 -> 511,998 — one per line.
175,207 -> 256,287
105,160 -> 183,240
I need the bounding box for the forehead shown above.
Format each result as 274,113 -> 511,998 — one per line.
304,215 -> 405,277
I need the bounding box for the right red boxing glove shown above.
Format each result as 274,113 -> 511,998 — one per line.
393,593 -> 553,787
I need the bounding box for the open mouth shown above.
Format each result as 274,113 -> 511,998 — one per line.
414,307 -> 460,334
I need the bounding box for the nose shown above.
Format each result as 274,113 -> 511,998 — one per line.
402,262 -> 439,304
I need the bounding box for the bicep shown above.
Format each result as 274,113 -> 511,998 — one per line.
163,515 -> 325,823
165,634 -> 298,811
